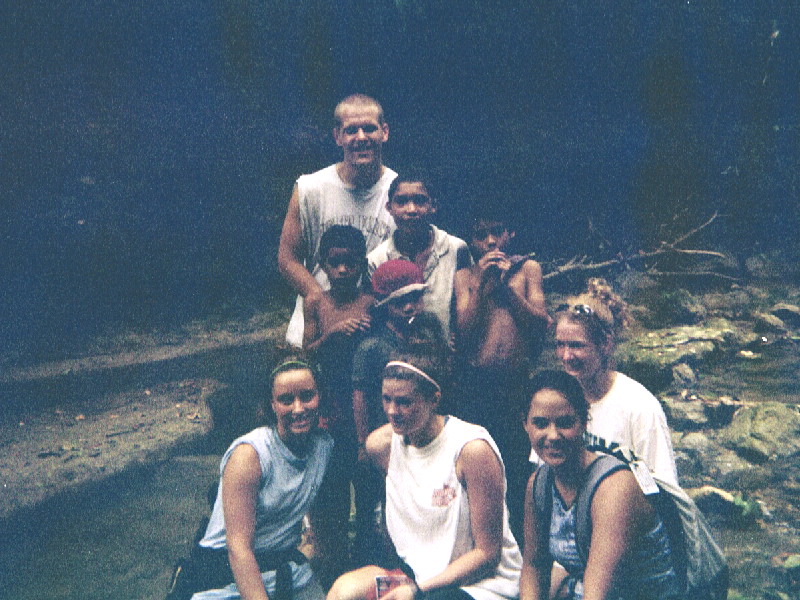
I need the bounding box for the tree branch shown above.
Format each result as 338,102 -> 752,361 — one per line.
541,212 -> 737,281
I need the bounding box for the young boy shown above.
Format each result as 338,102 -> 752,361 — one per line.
303,224 -> 373,353
367,173 -> 473,343
352,259 -> 447,448
303,224 -> 373,578
350,259 -> 449,565
453,205 -> 551,541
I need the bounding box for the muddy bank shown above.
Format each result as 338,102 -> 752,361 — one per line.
0,320 -> 287,523
0,380 -> 216,520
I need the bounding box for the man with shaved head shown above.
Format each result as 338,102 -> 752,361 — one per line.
279,94 -> 397,347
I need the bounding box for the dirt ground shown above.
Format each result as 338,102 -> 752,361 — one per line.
0,316 -> 286,522
0,379 -> 217,520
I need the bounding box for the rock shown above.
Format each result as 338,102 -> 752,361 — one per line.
701,287 -> 756,320
673,431 -> 718,482
754,312 -> 789,334
688,485 -> 737,515
677,430 -> 716,453
661,391 -> 740,432
687,485 -> 763,526
636,289 -> 707,328
703,395 -> 743,427
672,362 -> 698,387
719,402 -> 800,464
661,392 -> 708,430
718,463 -> 775,491
771,303 -> 800,328
616,318 -> 762,391
708,447 -> 759,481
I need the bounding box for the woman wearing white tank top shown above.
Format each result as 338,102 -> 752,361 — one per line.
328,357 -> 521,600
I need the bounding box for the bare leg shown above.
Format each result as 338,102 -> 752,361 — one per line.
549,563 -> 570,599
327,566 -> 389,600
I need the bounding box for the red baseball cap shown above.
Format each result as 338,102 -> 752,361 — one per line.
372,259 -> 427,306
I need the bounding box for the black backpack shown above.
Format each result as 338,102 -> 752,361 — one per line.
532,454 -> 728,599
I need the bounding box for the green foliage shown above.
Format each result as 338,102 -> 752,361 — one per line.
731,493 -> 763,527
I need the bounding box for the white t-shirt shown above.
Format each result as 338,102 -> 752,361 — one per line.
284,164 -> 396,347
530,372 -> 679,486
386,417 -> 521,600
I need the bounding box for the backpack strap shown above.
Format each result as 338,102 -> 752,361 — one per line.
574,455 -> 629,566
533,456 -> 629,569
531,463 -> 554,559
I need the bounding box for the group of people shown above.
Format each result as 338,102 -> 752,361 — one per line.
172,95 -> 690,600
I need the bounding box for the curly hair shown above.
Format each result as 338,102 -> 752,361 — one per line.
558,278 -> 632,347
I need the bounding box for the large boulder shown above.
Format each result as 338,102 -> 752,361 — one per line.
615,318 -> 760,391
719,402 -> 800,464
753,312 -> 790,334
771,303 -> 800,328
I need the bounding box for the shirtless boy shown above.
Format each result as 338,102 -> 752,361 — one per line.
303,224 -> 373,578
303,224 -> 373,353
453,208 -> 550,541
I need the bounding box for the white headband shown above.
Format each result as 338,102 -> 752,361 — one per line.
385,361 -> 441,393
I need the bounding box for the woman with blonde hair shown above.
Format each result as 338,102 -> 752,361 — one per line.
548,278 -> 678,486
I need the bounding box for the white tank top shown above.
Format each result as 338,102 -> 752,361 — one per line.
285,164 -> 396,347
386,417 -> 521,600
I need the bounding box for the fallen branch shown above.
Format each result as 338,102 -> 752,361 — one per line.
541,212 -> 737,281
643,270 -> 740,282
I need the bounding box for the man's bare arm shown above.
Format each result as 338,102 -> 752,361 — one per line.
454,255 -> 499,342
302,293 -> 321,351
278,185 -> 323,298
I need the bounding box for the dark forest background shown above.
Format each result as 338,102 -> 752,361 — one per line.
2,1 -> 798,358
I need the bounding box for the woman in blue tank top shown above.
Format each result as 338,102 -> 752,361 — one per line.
520,370 -> 680,600
167,357 -> 334,600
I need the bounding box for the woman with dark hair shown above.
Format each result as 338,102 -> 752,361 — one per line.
172,357 -> 333,600
521,370 -> 680,600
328,356 -> 521,600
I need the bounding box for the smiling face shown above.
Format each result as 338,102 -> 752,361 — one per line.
333,104 -> 389,169
382,377 -> 439,444
524,387 -> 586,469
555,317 -> 611,386
386,181 -> 437,235
271,368 -> 320,447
